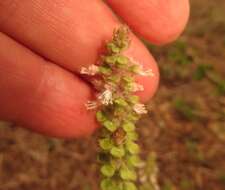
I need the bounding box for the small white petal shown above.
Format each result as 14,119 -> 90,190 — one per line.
85,101 -> 98,110
98,89 -> 113,105
129,60 -> 155,77
133,103 -> 148,114
80,65 -> 99,76
140,69 -> 155,77
131,83 -> 144,92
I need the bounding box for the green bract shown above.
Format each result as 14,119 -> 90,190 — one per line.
127,131 -> 139,141
126,141 -> 140,154
127,155 -> 143,167
101,179 -> 117,190
122,122 -> 135,132
120,166 -> 137,181
114,98 -> 128,107
129,95 -> 140,104
99,138 -> 113,151
101,164 -> 116,177
97,111 -> 107,123
124,182 -> 137,190
110,147 -> 125,158
103,121 -> 117,132
99,66 -> 112,75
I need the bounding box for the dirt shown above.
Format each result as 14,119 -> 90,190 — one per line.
0,0 -> 225,190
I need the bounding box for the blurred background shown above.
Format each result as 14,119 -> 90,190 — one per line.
0,0 -> 225,189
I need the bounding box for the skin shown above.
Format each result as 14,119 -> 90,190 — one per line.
0,0 -> 190,138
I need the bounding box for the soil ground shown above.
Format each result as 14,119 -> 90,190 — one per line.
0,0 -> 225,190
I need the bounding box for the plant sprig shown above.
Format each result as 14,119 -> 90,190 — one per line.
81,26 -> 154,190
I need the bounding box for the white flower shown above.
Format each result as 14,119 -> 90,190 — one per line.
85,101 -> 98,110
139,69 -> 155,77
129,58 -> 155,77
98,89 -> 113,105
137,65 -> 155,77
131,83 -> 144,92
80,64 -> 99,76
133,103 -> 148,114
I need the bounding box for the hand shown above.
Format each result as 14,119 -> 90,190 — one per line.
0,0 -> 189,138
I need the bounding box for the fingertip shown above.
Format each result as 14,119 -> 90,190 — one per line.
143,0 -> 190,45
107,0 -> 190,45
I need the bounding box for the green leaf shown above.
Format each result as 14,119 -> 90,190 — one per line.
99,66 -> 112,75
126,131 -> 138,141
96,111 -> 107,123
127,155 -> 143,167
193,64 -> 212,80
129,64 -> 140,74
101,164 -> 116,177
108,76 -> 120,83
128,95 -> 140,104
123,76 -> 134,83
105,55 -> 117,64
124,182 -> 137,190
173,98 -> 199,121
114,98 -> 128,107
126,141 -> 140,154
101,178 -> 117,190
122,122 -> 135,132
103,121 -> 117,132
120,166 -> 137,181
127,113 -> 139,122
99,138 -> 113,150
116,55 -> 129,65
107,43 -> 120,53
110,147 -> 125,158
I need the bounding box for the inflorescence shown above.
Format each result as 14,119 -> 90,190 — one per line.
80,26 -> 154,190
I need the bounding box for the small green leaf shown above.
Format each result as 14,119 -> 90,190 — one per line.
101,164 -> 116,177
105,55 -> 117,64
128,95 -> 140,104
108,76 -> 120,83
107,43 -> 120,53
99,138 -> 113,150
124,182 -> 137,190
114,98 -> 128,107
99,66 -> 112,75
96,111 -> 107,123
120,167 -> 137,181
123,76 -> 134,83
103,121 -> 117,132
126,131 -> 139,141
129,64 -> 140,74
127,113 -> 139,122
116,55 -> 129,65
101,178 -> 116,190
110,147 -> 125,158
193,64 -> 213,80
122,122 -> 135,132
126,141 -> 140,154
112,46 -> 121,54
127,155 -> 143,167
